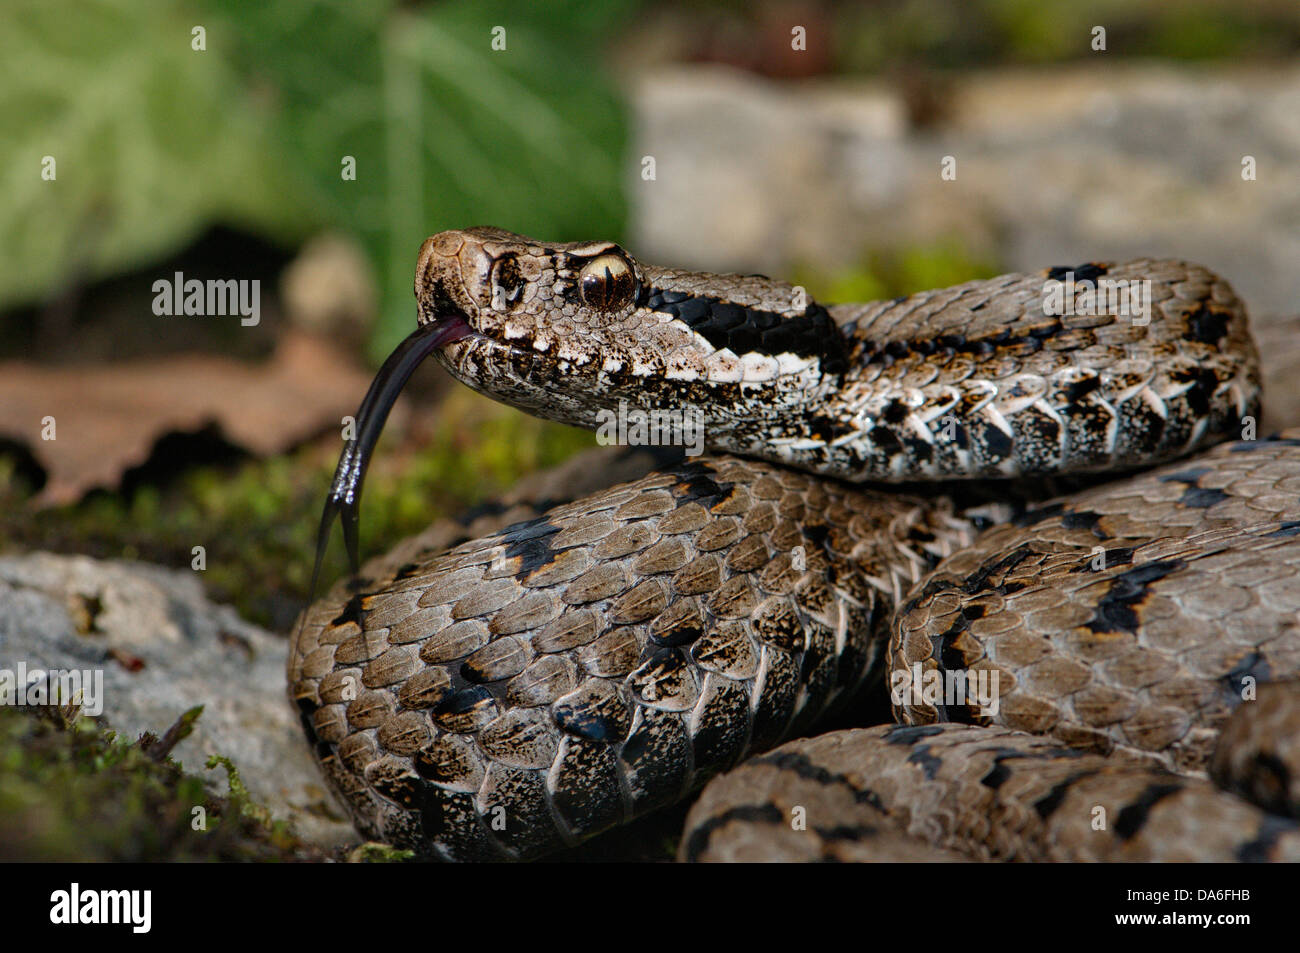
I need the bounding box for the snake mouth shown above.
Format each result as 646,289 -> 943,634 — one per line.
307,315 -> 473,597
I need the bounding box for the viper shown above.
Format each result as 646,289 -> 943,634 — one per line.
290,227 -> 1300,861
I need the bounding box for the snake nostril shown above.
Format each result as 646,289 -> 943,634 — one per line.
427,286 -> 460,322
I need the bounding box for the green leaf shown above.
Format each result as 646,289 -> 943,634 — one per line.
0,0 -> 313,310
208,0 -> 633,359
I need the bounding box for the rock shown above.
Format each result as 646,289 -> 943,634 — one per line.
0,552 -> 355,851
630,64 -> 1300,333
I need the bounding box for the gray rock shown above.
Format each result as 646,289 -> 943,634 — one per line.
0,552 -> 355,851
630,64 -> 1300,331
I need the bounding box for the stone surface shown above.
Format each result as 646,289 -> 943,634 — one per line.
630,64 -> 1300,332
0,553 -> 356,850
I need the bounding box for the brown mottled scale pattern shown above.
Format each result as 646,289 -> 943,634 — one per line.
819,258 -> 1258,481
686,436 -> 1300,861
290,455 -> 974,860
891,433 -> 1300,772
1211,680 -> 1300,818
683,714 -> 1300,863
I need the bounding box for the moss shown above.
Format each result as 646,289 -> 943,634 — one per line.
346,842 -> 416,863
0,389 -> 594,630
0,706 -> 309,861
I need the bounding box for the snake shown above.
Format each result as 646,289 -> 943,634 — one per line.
289,227 -> 1300,862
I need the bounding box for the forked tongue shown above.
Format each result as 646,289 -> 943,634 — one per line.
307,319 -> 470,603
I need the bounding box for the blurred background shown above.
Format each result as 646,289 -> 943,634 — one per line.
2,0 -> 1299,859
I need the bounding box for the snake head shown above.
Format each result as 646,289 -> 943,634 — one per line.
414,227 -> 849,439
308,227 -> 852,598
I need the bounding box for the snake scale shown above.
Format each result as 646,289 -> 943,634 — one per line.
290,227 -> 1300,861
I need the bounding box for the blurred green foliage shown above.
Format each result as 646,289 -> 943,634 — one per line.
208,0 -> 633,358
831,0 -> 1300,71
1,0 -> 305,308
3,0 -> 632,357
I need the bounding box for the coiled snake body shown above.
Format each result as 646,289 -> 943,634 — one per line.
290,228 -> 1300,861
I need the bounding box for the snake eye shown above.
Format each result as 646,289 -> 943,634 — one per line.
578,254 -> 636,311
490,255 -> 524,311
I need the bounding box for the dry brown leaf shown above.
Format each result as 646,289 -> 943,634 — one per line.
0,331 -> 389,505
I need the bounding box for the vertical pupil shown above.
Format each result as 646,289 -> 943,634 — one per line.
585,269 -> 607,306
582,256 -> 631,309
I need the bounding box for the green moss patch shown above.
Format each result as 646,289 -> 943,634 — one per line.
0,706 -> 308,862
